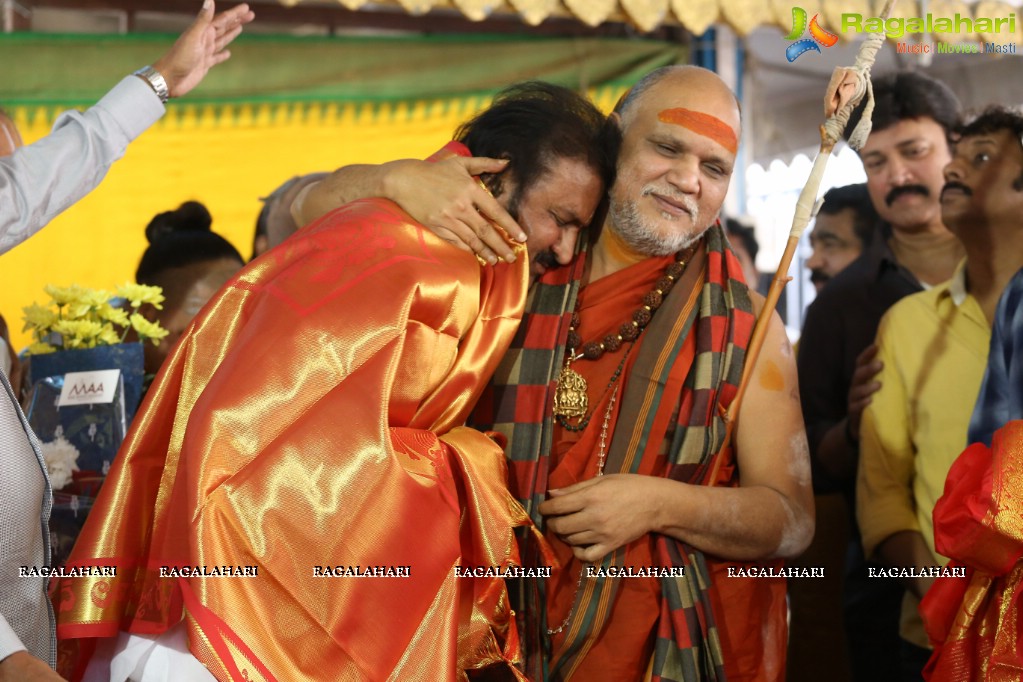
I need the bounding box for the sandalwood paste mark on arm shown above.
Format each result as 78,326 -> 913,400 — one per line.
758,359 -> 786,392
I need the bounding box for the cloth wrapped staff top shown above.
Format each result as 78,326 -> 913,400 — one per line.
714,0 -> 895,473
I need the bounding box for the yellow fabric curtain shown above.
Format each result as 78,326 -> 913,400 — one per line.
1,88 -> 624,350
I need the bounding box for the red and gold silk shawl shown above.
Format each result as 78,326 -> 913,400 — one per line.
473,224 -> 787,681
921,420 -> 1023,681
54,191 -> 533,681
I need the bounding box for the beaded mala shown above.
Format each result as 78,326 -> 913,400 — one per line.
552,244 -> 697,428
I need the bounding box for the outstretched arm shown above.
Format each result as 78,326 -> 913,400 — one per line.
152,1 -> 254,98
291,155 -> 527,264
541,302 -> 815,562
0,1 -> 253,255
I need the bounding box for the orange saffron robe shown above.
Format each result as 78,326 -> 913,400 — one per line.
543,251 -> 787,681
547,254 -> 674,681
54,193 -> 534,681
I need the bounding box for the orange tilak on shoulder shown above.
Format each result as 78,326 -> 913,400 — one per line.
658,108 -> 738,154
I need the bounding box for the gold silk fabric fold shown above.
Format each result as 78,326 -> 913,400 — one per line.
921,420 -> 1023,681
55,196 -> 533,681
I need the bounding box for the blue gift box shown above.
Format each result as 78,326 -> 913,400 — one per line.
25,343 -> 144,566
27,373 -> 128,479
27,342 -> 144,421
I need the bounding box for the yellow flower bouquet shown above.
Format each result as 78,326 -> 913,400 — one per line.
22,283 -> 169,354
20,283 -> 169,565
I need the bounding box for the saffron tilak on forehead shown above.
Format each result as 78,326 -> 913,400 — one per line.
658,108 -> 738,154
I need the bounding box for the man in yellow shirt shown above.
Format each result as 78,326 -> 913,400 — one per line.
857,104 -> 1023,670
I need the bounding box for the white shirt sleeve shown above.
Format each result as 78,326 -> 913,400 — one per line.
0,75 -> 165,255
0,613 -> 28,662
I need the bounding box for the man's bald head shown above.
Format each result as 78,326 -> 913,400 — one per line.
607,66 -> 742,256
615,65 -> 741,132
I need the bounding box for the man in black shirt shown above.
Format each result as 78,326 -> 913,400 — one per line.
805,183 -> 879,294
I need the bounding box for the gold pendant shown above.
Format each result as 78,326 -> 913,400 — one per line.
554,357 -> 589,419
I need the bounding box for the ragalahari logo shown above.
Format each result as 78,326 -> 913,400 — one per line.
785,7 -> 839,61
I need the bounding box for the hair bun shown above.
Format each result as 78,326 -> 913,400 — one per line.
145,201 -> 213,243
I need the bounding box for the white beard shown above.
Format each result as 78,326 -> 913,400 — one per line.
608,186 -> 703,256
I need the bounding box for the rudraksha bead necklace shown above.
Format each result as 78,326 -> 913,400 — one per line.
552,244 -> 697,427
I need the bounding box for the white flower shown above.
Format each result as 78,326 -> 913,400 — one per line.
40,435 -> 81,490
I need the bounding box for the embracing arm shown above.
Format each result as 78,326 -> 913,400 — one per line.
291,155 -> 526,264
290,161 -> 418,229
541,303 -> 815,563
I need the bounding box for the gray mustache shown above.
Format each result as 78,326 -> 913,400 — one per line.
642,186 -> 698,216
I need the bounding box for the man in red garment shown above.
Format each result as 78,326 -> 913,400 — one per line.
54,83 -> 613,682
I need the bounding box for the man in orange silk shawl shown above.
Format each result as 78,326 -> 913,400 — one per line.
54,83 -> 612,682
299,66 -> 815,682
920,107 -> 1023,682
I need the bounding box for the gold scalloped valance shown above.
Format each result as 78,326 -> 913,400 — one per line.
286,0 -> 1023,39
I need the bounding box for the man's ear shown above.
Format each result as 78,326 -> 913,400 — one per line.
610,111 -> 624,130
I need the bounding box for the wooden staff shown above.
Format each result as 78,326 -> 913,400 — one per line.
710,0 -> 897,483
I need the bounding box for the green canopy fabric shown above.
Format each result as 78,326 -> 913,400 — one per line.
1,33 -> 686,110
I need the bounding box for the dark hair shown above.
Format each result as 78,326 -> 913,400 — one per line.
955,104 -> 1023,142
955,105 -> 1023,191
145,200 -> 211,241
455,81 -> 618,203
136,201 -> 244,283
846,71 -> 961,141
723,217 -> 758,263
819,183 -> 880,248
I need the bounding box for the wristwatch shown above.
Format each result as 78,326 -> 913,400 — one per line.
133,65 -> 170,104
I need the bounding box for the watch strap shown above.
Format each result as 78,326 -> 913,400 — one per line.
133,65 -> 170,103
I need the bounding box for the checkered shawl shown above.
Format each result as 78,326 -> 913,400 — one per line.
471,223 -> 758,681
